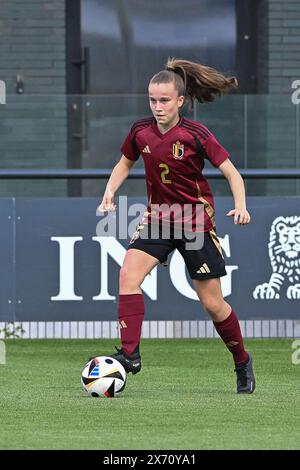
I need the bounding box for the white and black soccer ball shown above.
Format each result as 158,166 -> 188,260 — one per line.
81,356 -> 126,398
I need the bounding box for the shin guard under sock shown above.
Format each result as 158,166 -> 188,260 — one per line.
213,309 -> 249,365
118,293 -> 144,356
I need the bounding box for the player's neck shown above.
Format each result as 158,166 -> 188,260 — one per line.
157,115 -> 181,134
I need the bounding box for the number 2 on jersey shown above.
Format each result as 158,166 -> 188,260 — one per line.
159,163 -> 172,184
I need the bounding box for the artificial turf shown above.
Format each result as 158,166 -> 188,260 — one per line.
0,338 -> 299,450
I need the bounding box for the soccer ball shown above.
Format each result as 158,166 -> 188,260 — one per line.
81,356 -> 126,398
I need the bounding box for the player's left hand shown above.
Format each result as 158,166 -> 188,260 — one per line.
226,208 -> 251,225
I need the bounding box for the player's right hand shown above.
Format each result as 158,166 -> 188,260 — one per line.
96,191 -> 116,213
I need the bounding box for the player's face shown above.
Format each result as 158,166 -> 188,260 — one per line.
148,82 -> 184,130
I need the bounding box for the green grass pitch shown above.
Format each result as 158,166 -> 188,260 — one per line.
0,338 -> 299,450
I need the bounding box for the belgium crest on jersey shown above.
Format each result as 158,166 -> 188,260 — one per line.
172,141 -> 184,160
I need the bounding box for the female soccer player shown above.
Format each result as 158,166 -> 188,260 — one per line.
97,58 -> 255,394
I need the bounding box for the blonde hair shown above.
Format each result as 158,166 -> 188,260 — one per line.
150,58 -> 238,107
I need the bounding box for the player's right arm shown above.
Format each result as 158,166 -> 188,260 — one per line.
97,155 -> 136,212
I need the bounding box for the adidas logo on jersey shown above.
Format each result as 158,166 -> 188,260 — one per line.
142,145 -> 151,154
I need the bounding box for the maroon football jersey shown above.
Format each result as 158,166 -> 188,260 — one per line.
121,116 -> 229,232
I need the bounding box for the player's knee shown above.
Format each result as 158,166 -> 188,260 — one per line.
119,266 -> 140,290
201,298 -> 223,318
119,266 -> 131,287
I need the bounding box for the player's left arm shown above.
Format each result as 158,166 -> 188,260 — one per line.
218,159 -> 251,225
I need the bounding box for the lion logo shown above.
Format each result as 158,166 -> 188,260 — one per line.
253,216 -> 300,300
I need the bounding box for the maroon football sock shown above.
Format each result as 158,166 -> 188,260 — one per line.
213,309 -> 249,365
118,293 -> 144,356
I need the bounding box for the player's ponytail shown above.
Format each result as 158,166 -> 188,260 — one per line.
150,58 -> 238,107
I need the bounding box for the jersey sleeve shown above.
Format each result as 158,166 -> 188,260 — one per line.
203,134 -> 229,168
121,130 -> 140,161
